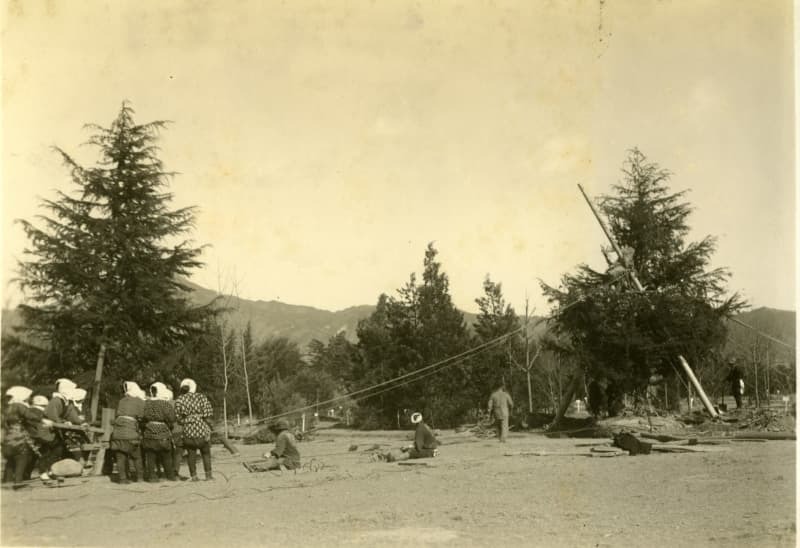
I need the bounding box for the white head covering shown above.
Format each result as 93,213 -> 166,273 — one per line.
164,388 -> 174,401
68,388 -> 87,402
122,381 -> 146,400
180,378 -> 197,394
150,382 -> 171,401
6,386 -> 33,404
54,378 -> 77,399
32,395 -> 49,408
410,412 -> 423,424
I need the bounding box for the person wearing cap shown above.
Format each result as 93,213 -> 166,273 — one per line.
110,381 -> 146,484
488,381 -> 514,443
174,378 -> 214,481
142,382 -> 177,482
2,386 -> 40,488
724,358 -> 744,410
407,412 -> 439,459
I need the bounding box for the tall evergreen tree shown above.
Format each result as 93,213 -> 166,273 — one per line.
14,103 -> 214,394
542,149 -> 745,410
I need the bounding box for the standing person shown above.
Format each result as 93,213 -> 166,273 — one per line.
110,382 -> 146,484
27,395 -> 59,480
2,387 -> 39,489
488,382 -> 514,443
41,378 -> 79,480
174,378 -> 214,481
165,387 -> 187,480
63,388 -> 91,465
725,358 -> 744,410
142,383 -> 177,482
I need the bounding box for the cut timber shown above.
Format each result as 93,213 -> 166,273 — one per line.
651,444 -> 729,453
590,447 -> 625,455
677,356 -> 719,419
505,451 -> 593,457
639,433 -> 687,443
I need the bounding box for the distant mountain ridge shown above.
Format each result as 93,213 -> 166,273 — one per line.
3,280 -> 794,354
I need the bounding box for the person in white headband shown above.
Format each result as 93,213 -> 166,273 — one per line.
175,378 -> 214,481
109,381 -> 147,484
2,386 -> 36,488
141,382 -> 178,482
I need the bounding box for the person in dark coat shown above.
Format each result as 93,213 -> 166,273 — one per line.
725,358 -> 744,409
142,383 -> 177,482
243,418 -> 301,473
2,387 -> 40,488
383,412 -> 439,463
26,395 -> 58,480
110,381 -> 146,484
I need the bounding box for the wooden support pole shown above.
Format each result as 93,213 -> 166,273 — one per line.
90,342 -> 107,425
678,356 -> 719,418
550,373 -> 582,429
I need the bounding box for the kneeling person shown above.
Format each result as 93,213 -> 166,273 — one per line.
245,419 -> 300,472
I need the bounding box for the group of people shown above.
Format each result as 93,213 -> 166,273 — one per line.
1,376 -> 216,489
110,378 -> 215,483
2,379 -> 91,489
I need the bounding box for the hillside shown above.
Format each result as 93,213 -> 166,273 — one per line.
3,283 -> 792,354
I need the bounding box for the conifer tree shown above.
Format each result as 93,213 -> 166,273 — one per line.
542,149 -> 744,409
15,103 -> 214,397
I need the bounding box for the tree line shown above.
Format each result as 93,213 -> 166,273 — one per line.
4,104 -> 789,429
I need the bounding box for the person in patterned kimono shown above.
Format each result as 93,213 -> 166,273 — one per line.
142,382 -> 177,482
174,378 -> 214,481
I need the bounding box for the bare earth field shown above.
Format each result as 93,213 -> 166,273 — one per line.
1,429 -> 795,547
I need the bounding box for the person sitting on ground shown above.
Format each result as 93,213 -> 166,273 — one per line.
142,382 -> 177,482
110,381 -> 146,484
174,378 -> 214,481
384,412 -> 440,462
2,386 -> 40,489
244,419 -> 301,472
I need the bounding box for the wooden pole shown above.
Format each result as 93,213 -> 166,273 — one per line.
90,342 -> 107,425
678,356 -> 718,418
551,373 -> 582,429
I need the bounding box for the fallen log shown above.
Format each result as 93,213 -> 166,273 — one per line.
504,451 -> 593,457
590,446 -> 625,454
650,444 -> 729,453
639,433 -> 687,443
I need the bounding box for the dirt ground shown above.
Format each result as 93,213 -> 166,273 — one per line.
0,429 -> 795,547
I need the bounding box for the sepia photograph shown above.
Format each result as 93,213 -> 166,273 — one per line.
0,1 -> 796,546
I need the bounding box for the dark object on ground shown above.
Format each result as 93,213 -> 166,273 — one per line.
242,426 -> 276,445
349,445 -> 358,452
613,432 -> 652,455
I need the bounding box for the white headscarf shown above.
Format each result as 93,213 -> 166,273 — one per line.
32,395 -> 49,408
164,388 -> 174,401
411,412 -> 423,424
122,381 -> 146,400
68,388 -> 87,411
150,382 -> 171,401
180,378 -> 197,394
6,386 -> 32,404
54,378 -> 77,400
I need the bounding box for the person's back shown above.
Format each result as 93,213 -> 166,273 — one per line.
488,388 -> 512,419
273,430 -> 301,469
414,422 -> 438,452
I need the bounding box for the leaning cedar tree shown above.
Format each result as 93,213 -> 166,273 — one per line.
541,149 -> 745,404
14,102 -> 216,389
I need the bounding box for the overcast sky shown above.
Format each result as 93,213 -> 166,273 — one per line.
2,0 -> 795,315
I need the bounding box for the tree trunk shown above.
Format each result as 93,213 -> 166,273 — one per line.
220,324 -> 230,438
90,342 -> 107,424
241,332 -> 254,424
550,373 -> 582,429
